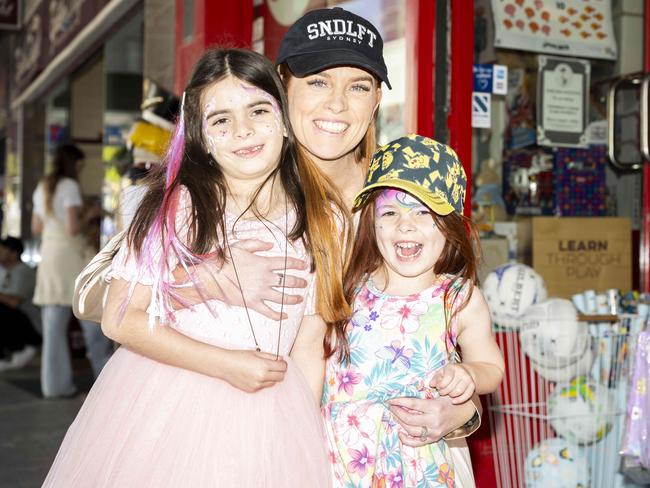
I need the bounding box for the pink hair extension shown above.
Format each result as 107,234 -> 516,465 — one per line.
119,92 -> 224,328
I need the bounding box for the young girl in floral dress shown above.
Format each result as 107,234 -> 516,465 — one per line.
322,134 -> 505,487
43,48 -> 348,487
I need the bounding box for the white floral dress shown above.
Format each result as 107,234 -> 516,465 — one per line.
322,275 -> 469,488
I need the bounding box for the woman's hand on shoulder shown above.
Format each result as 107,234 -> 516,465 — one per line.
219,349 -> 288,393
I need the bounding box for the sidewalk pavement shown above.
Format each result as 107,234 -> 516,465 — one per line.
0,358 -> 93,488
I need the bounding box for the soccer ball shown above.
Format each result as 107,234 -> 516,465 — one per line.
531,346 -> 594,383
524,438 -> 590,488
547,376 -> 614,445
519,299 -> 590,368
482,263 -> 547,328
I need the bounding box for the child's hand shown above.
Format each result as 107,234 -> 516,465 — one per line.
220,349 -> 288,393
429,364 -> 476,404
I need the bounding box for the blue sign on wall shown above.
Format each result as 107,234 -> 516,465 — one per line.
473,64 -> 493,93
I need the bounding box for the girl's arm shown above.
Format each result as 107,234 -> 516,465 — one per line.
101,277 -> 288,393
290,314 -> 327,405
452,285 -> 505,395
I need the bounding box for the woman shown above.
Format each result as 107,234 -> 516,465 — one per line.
169,6 -> 480,463
32,144 -> 113,398
275,7 -> 481,485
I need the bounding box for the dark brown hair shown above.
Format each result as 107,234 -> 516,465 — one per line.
43,144 -> 84,214
128,48 -> 351,325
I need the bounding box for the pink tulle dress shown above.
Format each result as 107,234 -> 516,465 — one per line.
42,203 -> 331,488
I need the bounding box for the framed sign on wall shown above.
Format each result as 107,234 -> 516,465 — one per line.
537,55 -> 590,148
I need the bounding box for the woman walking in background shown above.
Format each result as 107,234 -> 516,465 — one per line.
32,144 -> 113,398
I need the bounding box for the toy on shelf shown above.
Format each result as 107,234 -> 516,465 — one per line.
482,263 -> 547,329
488,291 -> 649,488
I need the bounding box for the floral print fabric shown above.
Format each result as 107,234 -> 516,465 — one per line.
322,275 -> 469,487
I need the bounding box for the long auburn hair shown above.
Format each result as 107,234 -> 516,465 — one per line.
43,144 -> 84,214
128,48 -> 350,325
328,190 -> 481,361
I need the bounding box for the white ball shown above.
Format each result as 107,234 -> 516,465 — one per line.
524,438 -> 590,488
530,346 -> 594,383
482,263 -> 547,328
519,299 -> 589,368
547,376 -> 614,445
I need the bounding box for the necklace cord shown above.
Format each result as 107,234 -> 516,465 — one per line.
224,194 -> 289,359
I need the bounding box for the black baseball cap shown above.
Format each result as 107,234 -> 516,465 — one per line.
277,8 -> 391,89
0,236 -> 24,256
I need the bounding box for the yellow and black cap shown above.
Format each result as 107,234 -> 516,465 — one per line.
353,134 -> 467,215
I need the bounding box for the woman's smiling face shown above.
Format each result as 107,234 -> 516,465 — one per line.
285,66 -> 381,165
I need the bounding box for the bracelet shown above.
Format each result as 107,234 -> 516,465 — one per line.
443,409 -> 481,441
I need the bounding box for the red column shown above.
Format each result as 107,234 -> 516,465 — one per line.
406,0 -> 435,137
174,0 -> 254,94
448,0 -> 474,217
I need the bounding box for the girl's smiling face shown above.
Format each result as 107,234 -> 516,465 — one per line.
201,75 -> 286,189
373,189 -> 446,294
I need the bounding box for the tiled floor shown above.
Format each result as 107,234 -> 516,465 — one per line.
0,359 -> 93,488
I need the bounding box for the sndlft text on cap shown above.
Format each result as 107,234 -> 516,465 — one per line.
306,20 -> 378,47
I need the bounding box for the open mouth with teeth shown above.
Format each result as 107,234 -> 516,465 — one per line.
233,145 -> 264,157
314,120 -> 349,134
395,242 -> 423,259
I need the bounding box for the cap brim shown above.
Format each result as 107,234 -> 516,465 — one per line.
285,50 -> 392,89
352,180 -> 458,215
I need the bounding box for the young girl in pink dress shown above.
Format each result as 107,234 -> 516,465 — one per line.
322,134 -> 505,487
43,48 -> 349,487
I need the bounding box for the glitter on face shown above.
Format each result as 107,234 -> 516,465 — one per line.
202,81 -> 285,158
199,76 -> 286,186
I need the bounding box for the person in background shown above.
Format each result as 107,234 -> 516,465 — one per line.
32,144 -> 113,398
0,236 -> 41,371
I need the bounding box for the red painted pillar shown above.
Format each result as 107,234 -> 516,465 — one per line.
448,0 -> 474,218
406,0 -> 435,138
174,0 -> 254,94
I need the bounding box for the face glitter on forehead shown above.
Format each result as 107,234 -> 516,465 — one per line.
201,81 -> 285,152
199,76 -> 285,186
375,189 -> 428,212
240,84 -> 281,117
240,83 -> 284,135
